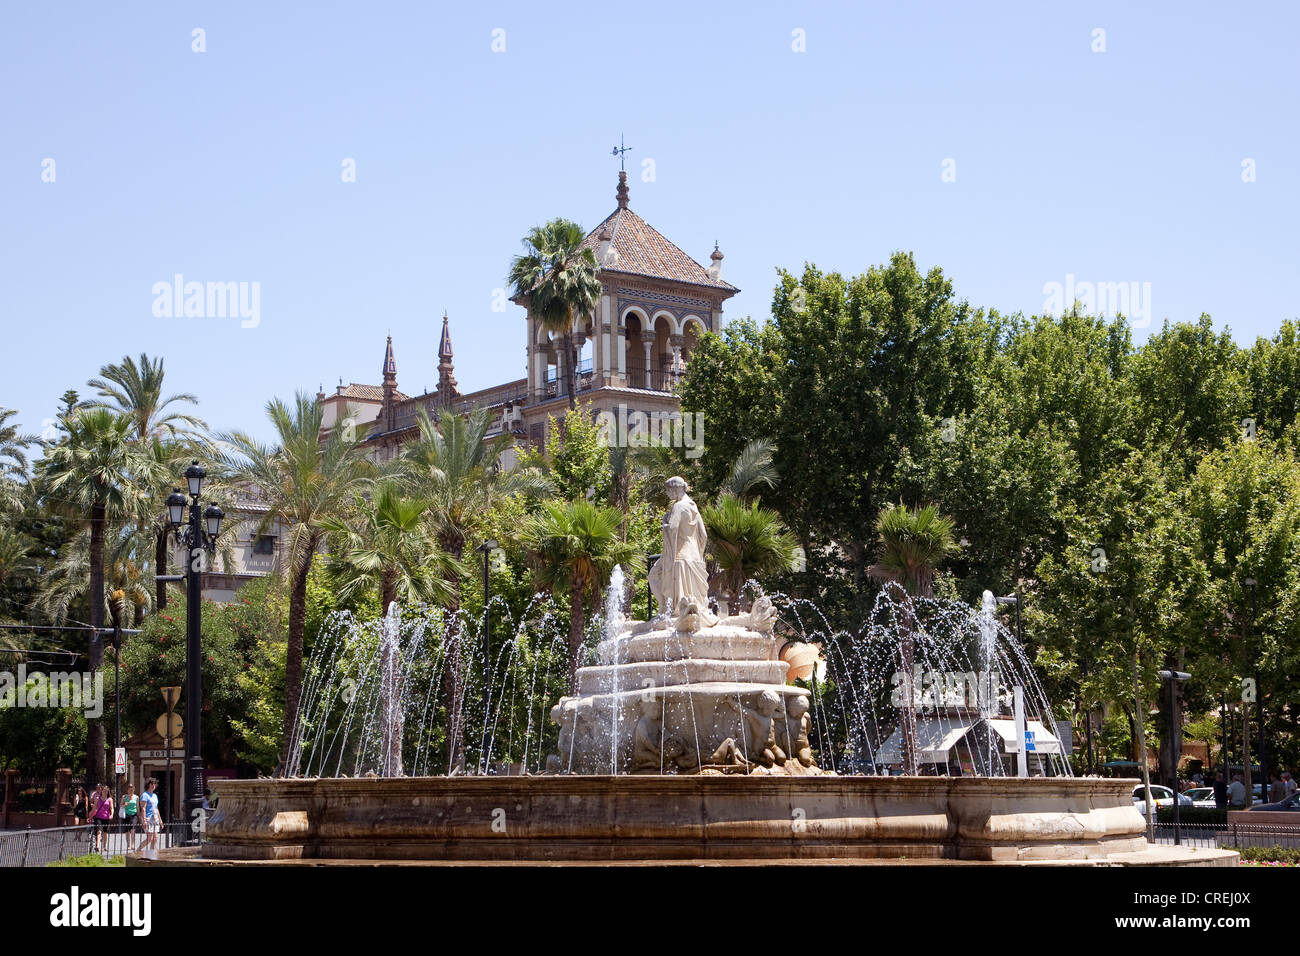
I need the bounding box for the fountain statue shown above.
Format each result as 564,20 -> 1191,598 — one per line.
548,476 -> 821,775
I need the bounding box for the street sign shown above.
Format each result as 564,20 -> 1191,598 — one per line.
1242,677 -> 1257,703
156,712 -> 183,741
114,748 -> 126,774
1025,731 -> 1037,752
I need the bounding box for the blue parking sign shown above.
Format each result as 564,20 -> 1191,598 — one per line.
1024,731 -> 1036,752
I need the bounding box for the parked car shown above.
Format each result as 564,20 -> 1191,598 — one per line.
1132,785 -> 1193,814
1183,787 -> 1217,808
1247,793 -> 1300,812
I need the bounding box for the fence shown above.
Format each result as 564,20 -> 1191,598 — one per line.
0,821 -> 198,867
1150,821 -> 1300,851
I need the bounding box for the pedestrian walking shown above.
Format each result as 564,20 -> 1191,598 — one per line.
71,786 -> 88,826
91,784 -> 113,853
122,784 -> 139,838
1212,771 -> 1228,810
135,778 -> 161,856
1228,773 -> 1247,808
1284,771 -> 1297,797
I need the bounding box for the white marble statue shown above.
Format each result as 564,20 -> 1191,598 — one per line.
649,476 -> 717,632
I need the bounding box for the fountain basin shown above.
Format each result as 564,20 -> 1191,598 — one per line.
138,775 -> 1235,865
596,629 -> 780,664
575,659 -> 789,694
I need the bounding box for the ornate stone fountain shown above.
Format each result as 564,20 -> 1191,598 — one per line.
134,477 -> 1236,866
550,477 -> 820,776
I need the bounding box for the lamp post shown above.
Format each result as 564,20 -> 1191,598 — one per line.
1159,669 -> 1191,844
475,538 -> 498,769
1240,577 -> 1257,805
165,461 -> 224,841
1245,578 -> 1265,804
159,685 -> 181,823
996,595 -> 1025,774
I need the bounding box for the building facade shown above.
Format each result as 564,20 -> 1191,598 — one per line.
347,170 -> 737,461
193,171 -> 734,599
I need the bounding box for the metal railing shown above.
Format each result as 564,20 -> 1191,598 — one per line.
0,821 -> 198,867
625,368 -> 675,392
1149,821 -> 1300,851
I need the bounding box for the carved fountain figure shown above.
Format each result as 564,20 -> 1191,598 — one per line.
549,477 -> 821,775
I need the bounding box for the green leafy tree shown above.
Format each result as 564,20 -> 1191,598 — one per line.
518,410 -> 612,502
0,678 -> 87,775
219,393 -> 372,771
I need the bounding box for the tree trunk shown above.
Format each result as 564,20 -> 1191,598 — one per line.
86,500 -> 106,788
563,330 -> 578,410
568,585 -> 585,692
381,568 -> 397,615
441,543 -> 465,773
155,527 -> 169,611
900,627 -> 919,775
277,554 -> 311,775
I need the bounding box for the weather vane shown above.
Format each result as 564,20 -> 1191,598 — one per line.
611,134 -> 633,171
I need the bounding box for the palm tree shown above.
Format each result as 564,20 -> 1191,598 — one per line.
0,526 -> 37,602
0,407 -> 34,478
507,218 -> 601,410
219,393 -> 372,772
398,407 -> 551,769
701,494 -> 799,610
722,438 -> 778,500
34,525 -> 153,628
319,482 -> 458,611
521,499 -> 642,689
87,355 -> 209,611
0,408 -> 35,515
37,407 -> 156,785
867,502 -> 958,774
86,353 -> 207,442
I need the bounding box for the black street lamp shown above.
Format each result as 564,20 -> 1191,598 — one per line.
475,538 -> 498,769
1159,669 -> 1191,844
1244,577 -> 1265,804
164,461 -> 223,841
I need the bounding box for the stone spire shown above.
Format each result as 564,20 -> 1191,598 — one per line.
382,335 -> 397,385
708,241 -> 724,281
381,335 -> 398,432
436,313 -> 460,405
616,170 -> 629,210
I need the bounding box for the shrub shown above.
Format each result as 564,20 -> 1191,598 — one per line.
1239,846 -> 1300,864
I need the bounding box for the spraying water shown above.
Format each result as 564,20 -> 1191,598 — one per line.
288,582 -> 1071,778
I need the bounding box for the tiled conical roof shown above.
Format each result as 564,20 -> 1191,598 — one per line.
579,176 -> 738,293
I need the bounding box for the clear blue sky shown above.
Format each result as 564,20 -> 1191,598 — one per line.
3,1 -> 1297,445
